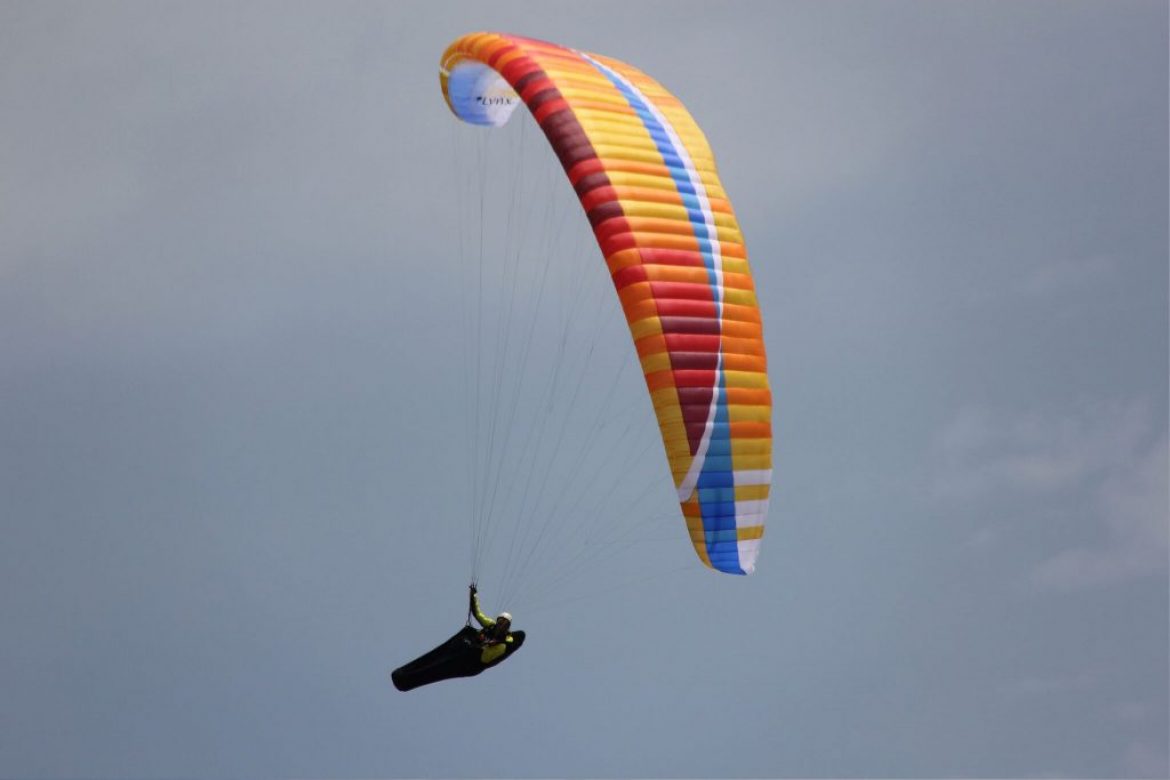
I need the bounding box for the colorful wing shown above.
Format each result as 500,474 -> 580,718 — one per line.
440,33 -> 771,574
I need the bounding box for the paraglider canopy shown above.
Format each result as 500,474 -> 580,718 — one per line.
439,32 -> 774,576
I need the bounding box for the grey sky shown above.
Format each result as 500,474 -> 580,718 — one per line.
1,2 -> 1166,778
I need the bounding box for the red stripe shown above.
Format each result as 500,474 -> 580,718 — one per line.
592,214 -> 631,241
650,281 -> 716,302
580,186 -> 618,212
500,59 -> 540,83
567,158 -> 606,184
665,333 -> 720,352
533,99 -> 572,125
511,70 -> 544,93
674,369 -> 718,388
639,248 -> 708,268
612,265 -> 648,290
575,172 -> 611,197
525,87 -> 560,112
486,42 -> 519,69
600,233 -> 638,256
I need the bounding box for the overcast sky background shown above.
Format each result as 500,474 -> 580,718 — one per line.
1,2 -> 1167,778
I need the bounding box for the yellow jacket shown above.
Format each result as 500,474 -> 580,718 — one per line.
470,591 -> 514,664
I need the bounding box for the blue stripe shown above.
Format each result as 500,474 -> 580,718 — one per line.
697,470 -> 734,489
700,455 -> 735,471
697,485 -> 737,503
582,54 -> 739,574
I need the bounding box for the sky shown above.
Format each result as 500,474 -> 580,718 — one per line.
1,1 -> 1167,778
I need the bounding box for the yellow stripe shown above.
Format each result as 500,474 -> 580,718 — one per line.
728,404 -> 771,423
731,439 -> 771,456
720,258 -> 754,278
729,453 -> 771,471
597,170 -> 730,200
722,287 -> 759,307
629,317 -> 663,339
641,351 -> 672,373
615,201 -> 741,233
722,370 -> 770,389
592,144 -> 718,172
734,484 -> 771,501
577,118 -> 713,153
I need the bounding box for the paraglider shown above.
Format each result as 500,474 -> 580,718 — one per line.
391,31 -> 772,690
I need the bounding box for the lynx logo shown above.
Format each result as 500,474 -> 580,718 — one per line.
476,95 -> 515,106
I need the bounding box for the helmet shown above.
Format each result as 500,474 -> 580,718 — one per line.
496,612 -> 512,624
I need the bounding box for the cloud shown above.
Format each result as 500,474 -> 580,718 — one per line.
933,399 -> 1153,498
1121,739 -> 1169,778
933,400 -> 1168,591
1032,433 -> 1168,591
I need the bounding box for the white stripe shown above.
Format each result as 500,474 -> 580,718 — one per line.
731,469 -> 772,486
577,52 -> 725,503
737,539 -> 762,574
731,500 -> 770,525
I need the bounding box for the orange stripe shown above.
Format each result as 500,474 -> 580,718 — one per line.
646,370 -> 675,391
635,334 -> 668,359
605,248 -> 643,273
722,355 -> 768,373
726,387 -> 771,405
730,421 -> 772,439
623,298 -> 660,323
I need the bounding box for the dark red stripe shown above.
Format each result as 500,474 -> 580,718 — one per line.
686,421 -> 714,443
525,87 -> 560,113
541,110 -> 578,134
682,403 -> 720,420
670,351 -> 719,370
587,204 -> 623,229
591,212 -> 629,238
511,70 -> 543,94
538,107 -> 574,136
575,172 -> 610,197
659,316 -> 721,335
552,130 -> 594,157
681,386 -> 715,452
592,214 -> 629,240
676,386 -> 717,405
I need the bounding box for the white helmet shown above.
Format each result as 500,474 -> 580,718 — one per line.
496,612 -> 512,623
